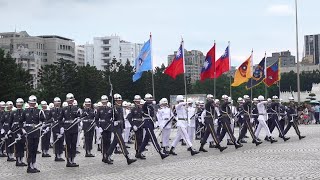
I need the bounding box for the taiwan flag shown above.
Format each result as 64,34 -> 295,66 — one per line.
264,58 -> 280,87
215,46 -> 230,78
164,43 -> 184,79
200,44 -> 215,81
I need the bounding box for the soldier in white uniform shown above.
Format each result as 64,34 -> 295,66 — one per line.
187,99 -> 196,144
122,101 -> 132,145
169,95 -> 199,156
157,98 -> 172,154
254,95 -> 277,143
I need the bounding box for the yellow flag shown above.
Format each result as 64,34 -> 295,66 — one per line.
231,55 -> 252,87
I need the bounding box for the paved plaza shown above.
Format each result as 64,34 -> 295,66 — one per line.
0,125 -> 319,180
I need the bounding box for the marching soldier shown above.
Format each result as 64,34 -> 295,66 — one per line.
40,101 -> 52,157
21,95 -> 46,173
269,96 -> 290,141
199,95 -> 227,152
136,94 -> 169,159
283,97 -> 306,140
82,98 -> 96,157
127,95 -> 145,159
254,95 -> 277,143
237,96 -> 262,146
0,101 -> 6,157
2,101 -> 15,161
122,101 -> 132,146
61,93 -> 81,167
169,95 -> 199,156
104,93 -> 136,165
11,98 -> 27,166
219,95 -> 243,149
51,97 -> 65,162
156,98 -> 173,154
187,99 -> 196,144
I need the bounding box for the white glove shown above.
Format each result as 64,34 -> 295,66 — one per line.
46,127 -> 50,132
133,125 -> 138,131
250,118 -> 254,123
214,119 -> 218,125
154,121 -> 159,128
4,134 -> 8,139
0,129 -> 4,134
98,127 -> 103,133
241,115 -> 244,118
60,127 -> 64,134
17,134 -> 21,140
22,129 -> 27,135
7,130 -> 12,134
41,124 -> 46,129
57,134 -> 63,139
114,121 -> 119,126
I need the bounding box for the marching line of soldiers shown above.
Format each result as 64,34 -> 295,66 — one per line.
0,92 -> 305,173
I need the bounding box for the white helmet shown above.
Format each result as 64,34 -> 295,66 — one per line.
93,103 -> 98,108
272,95 -> 279,101
0,101 -> 5,107
66,93 -> 74,100
289,97 -> 294,101
16,98 -> 24,105
134,95 -> 141,101
187,98 -> 193,104
24,103 -> 30,109
106,102 -> 112,107
28,95 -> 37,103
206,94 -> 214,99
144,93 -> 153,100
101,95 -> 108,102
243,95 -> 250,100
176,95 -> 184,102
199,100 -> 205,105
97,102 -> 103,107
41,101 -> 47,106
267,98 -> 272,102
130,103 -> 135,108
114,93 -> 122,101
228,97 -> 233,103
62,102 -> 68,107
222,95 -> 228,100
54,97 -> 61,103
258,95 -> 265,101
122,101 -> 128,107
214,99 -> 220,104
73,100 -> 78,106
140,100 -> 145,105
49,103 -> 54,109
237,97 -> 243,102
160,98 -> 168,105
6,101 -> 13,106
253,98 -> 258,102
84,98 -> 91,104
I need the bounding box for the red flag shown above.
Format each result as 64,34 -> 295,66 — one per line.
164,44 -> 184,79
215,46 -> 230,78
264,58 -> 280,87
200,44 -> 215,81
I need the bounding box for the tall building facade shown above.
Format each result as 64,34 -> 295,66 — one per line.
266,50 -> 295,67
84,43 -> 94,66
0,31 -> 75,88
93,35 -> 142,71
168,49 -> 205,84
75,45 -> 85,66
304,34 -> 320,65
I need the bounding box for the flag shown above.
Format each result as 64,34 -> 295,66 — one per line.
215,46 -> 230,78
200,44 -> 215,81
132,39 -> 152,82
231,55 -> 252,86
264,58 -> 280,87
246,57 -> 266,89
164,43 -> 184,79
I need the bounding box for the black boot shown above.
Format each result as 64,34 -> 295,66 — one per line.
299,135 -> 306,140
125,155 -> 137,165
227,140 -> 234,145
235,142 -> 243,149
209,142 -> 216,148
283,136 -> 290,141
169,147 -> 177,155
135,153 -> 146,160
253,139 -> 262,146
216,144 -> 227,152
264,136 -> 270,142
269,136 -> 277,143
105,156 -> 113,164
27,164 -> 36,173
199,144 -> 208,152
160,153 -> 169,159
66,159 -> 73,167
190,148 -> 199,156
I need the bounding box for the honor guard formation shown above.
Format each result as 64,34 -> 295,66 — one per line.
0,93 -> 305,173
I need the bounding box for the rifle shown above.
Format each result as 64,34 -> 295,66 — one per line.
84,121 -> 96,134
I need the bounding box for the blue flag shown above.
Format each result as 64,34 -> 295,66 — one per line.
133,39 -> 152,82
246,57 -> 266,89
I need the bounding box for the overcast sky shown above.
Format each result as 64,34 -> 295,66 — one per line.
0,0 -> 318,67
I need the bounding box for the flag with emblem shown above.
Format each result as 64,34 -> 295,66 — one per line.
164,42 -> 184,79
231,54 -> 252,86
246,57 -> 266,89
215,46 -> 230,78
200,44 -> 215,81
264,58 -> 281,87
132,37 -> 152,82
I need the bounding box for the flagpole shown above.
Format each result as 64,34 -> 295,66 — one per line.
228,41 -> 232,99
182,38 -> 187,100
150,32 -> 155,99
214,41 -> 216,99
250,49 -> 253,101
264,52 -> 267,98
278,57 -> 281,99
295,0 -> 301,103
